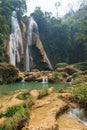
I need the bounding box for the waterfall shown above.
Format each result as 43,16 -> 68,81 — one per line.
26,17 -> 38,71
69,108 -> 87,127
9,11 -> 23,66
9,34 -> 16,65
26,17 -> 53,71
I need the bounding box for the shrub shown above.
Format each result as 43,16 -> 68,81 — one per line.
74,86 -> 87,102
1,107 -> 30,130
0,63 -> 18,83
74,61 -> 87,71
0,92 -> 34,129
5,105 -> 21,117
0,126 -> 4,130
72,85 -> 87,108
55,62 -> 68,69
23,97 -> 35,108
0,112 -> 4,118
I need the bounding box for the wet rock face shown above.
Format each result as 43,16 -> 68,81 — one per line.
22,16 -> 53,71
20,70 -> 69,83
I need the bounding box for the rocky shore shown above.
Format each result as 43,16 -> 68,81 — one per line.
22,88 -> 87,130
0,87 -> 87,130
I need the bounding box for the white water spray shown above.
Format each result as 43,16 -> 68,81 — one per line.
9,11 -> 23,66
26,17 -> 38,71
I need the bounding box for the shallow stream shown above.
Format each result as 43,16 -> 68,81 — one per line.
69,108 -> 87,127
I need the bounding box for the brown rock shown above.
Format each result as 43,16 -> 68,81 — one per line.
48,87 -> 55,94
30,90 -> 39,99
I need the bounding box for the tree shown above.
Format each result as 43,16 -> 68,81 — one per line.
77,0 -> 87,9
31,8 -> 70,65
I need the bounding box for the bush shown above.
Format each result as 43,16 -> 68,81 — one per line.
0,92 -> 35,129
1,107 -> 30,130
74,61 -> 87,71
16,92 -> 35,108
74,86 -> 87,102
23,97 -> 35,108
55,62 -> 68,69
72,85 -> 87,108
0,126 -> 4,130
0,63 -> 18,83
5,105 -> 21,117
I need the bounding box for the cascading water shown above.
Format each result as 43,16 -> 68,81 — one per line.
26,17 -> 53,71
9,11 -> 23,66
26,17 -> 38,71
69,108 -> 87,127
9,13 -> 53,71
9,33 -> 16,65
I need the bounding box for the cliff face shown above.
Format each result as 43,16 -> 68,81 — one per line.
32,32 -> 53,70
8,13 -> 53,71
23,16 -> 53,71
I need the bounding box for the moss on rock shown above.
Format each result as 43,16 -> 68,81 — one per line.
0,63 -> 19,84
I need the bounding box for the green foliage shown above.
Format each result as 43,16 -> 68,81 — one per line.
73,85 -> 87,103
5,105 -> 21,117
0,63 -> 18,83
64,6 -> 87,63
0,112 -> 4,118
31,7 -> 71,65
1,106 -> 30,130
74,61 -> 87,71
0,0 -> 87,67
23,96 -> 35,108
55,62 -> 68,68
0,0 -> 26,63
0,92 -> 34,130
16,92 -> 31,100
31,6 -> 87,65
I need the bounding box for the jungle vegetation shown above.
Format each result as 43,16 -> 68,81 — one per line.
0,0 -> 87,67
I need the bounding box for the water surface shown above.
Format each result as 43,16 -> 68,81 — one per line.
0,82 -> 67,97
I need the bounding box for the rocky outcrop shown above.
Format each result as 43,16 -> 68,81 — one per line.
22,16 -> 53,71
0,63 -> 18,84
19,70 -> 69,83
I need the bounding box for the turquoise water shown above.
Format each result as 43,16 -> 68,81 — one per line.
0,82 -> 67,97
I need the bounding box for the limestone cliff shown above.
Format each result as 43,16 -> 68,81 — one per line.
8,13 -> 53,71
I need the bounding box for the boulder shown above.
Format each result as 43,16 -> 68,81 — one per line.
25,75 -> 35,81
